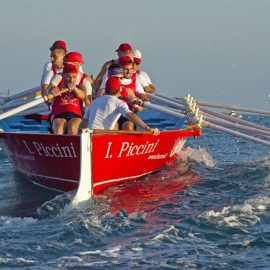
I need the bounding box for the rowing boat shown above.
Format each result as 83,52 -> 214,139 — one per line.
0,114 -> 201,200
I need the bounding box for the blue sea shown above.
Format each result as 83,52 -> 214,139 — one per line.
0,115 -> 269,269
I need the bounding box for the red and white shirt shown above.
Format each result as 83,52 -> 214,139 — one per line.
41,62 -> 84,85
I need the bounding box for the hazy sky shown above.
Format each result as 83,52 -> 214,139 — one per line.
0,0 -> 269,109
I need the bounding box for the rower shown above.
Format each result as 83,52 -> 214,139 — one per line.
80,77 -> 160,135
48,52 -> 93,107
41,41 -> 84,96
48,64 -> 86,135
117,55 -> 146,131
133,49 -> 156,94
93,43 -> 133,93
41,40 -> 67,95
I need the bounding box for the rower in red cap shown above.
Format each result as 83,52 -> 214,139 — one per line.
41,41 -> 85,97
46,51 -> 93,107
133,49 -> 156,94
80,77 -> 160,135
93,42 -> 133,92
41,40 -> 67,95
48,63 -> 86,135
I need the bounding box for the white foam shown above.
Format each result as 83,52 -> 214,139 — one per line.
149,225 -> 183,245
201,195 -> 270,228
0,216 -> 37,228
15,257 -> 35,265
79,250 -> 101,256
79,246 -> 121,258
180,146 -> 215,168
131,247 -> 143,252
0,257 -> 35,266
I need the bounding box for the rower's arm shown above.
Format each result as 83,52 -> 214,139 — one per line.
73,84 -> 86,100
125,112 -> 160,135
125,112 -> 150,130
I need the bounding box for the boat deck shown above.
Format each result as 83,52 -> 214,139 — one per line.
0,108 -> 187,133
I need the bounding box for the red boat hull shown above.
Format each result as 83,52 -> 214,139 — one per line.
0,129 -> 201,194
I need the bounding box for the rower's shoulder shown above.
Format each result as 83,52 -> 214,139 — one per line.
43,62 -> 53,71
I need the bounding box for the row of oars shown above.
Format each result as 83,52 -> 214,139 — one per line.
134,93 -> 270,147
0,87 -> 69,121
0,87 -> 269,146
0,86 -> 50,119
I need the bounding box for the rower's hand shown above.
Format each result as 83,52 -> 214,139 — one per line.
67,83 -> 76,91
151,128 -> 160,136
51,87 -> 61,97
133,104 -> 144,112
136,93 -> 149,101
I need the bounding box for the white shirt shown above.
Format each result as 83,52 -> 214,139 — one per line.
41,62 -> 84,85
43,71 -> 92,96
137,71 -> 152,87
84,95 -> 131,130
100,73 -> 145,94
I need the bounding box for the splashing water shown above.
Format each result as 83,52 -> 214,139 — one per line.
179,146 -> 216,168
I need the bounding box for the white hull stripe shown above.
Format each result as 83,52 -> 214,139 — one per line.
17,167 -> 78,184
93,170 -> 156,187
17,167 -> 160,189
23,175 -> 66,193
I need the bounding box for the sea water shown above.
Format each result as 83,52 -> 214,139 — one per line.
0,115 -> 269,269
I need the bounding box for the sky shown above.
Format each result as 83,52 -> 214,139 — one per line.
0,0 -> 269,109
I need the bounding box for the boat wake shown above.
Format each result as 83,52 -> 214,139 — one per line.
32,149 -> 211,219
198,156 -> 270,229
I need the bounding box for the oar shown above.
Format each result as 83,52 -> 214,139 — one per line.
168,107 -> 270,138
174,95 -> 270,115
134,100 -> 270,147
0,98 -> 39,112
0,86 -> 40,105
146,93 -> 270,142
150,93 -> 270,132
93,130 -> 154,135
0,89 -> 68,121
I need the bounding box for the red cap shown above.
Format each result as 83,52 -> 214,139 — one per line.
105,77 -> 121,93
62,64 -> 79,74
115,43 -> 132,52
64,52 -> 84,64
134,58 -> 141,64
50,40 -> 67,52
118,55 -> 133,66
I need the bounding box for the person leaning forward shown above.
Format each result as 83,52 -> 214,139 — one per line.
80,77 -> 160,135
48,52 -> 93,107
48,64 -> 86,135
